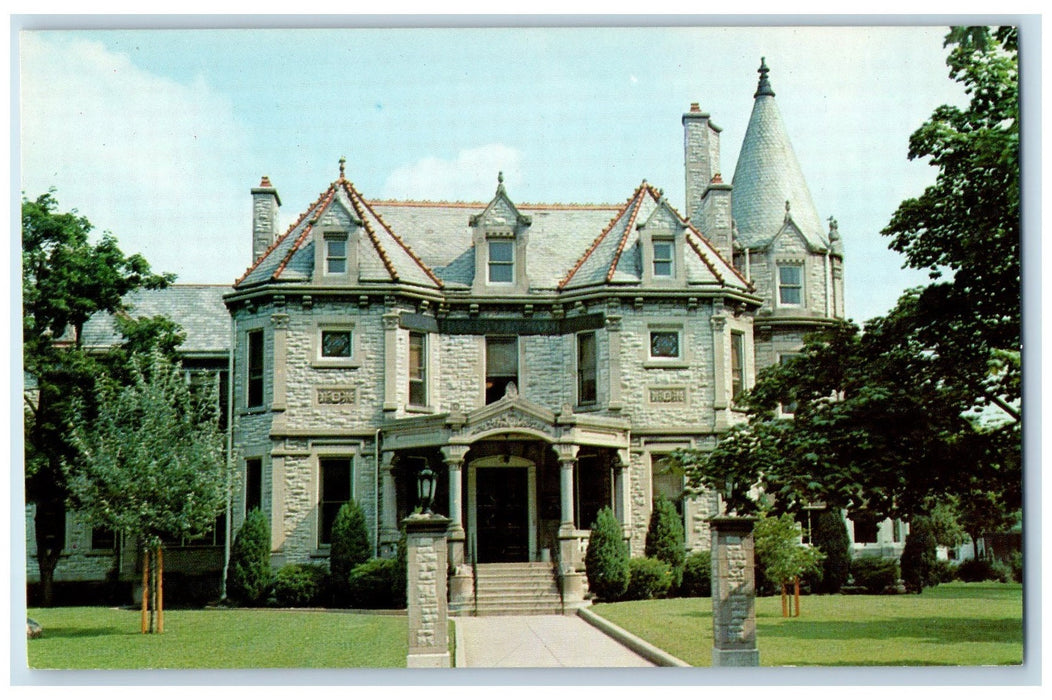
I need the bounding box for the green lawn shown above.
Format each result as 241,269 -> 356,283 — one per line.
25,607 -> 409,669
591,582 -> 1024,666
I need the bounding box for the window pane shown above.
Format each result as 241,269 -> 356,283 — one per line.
321,330 -> 352,358
779,265 -> 801,285
577,332 -> 597,404
488,241 -> 514,283
319,458 -> 351,546
778,265 -> 803,305
409,332 -> 427,406
652,457 -> 685,517
245,458 -> 263,513
248,330 -> 264,407
731,331 -> 745,400
489,240 -> 513,262
91,527 -> 116,551
650,331 -> 680,358
486,337 -> 518,403
653,241 -> 673,276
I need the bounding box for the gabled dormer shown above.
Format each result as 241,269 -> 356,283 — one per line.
312,190 -> 364,286
470,173 -> 532,295
638,196 -> 688,285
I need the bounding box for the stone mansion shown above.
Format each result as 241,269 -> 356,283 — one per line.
27,60 -> 905,605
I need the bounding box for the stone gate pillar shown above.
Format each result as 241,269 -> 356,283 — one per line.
709,516 -> 759,667
403,512 -> 451,668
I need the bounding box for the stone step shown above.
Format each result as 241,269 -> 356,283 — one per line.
469,562 -> 564,616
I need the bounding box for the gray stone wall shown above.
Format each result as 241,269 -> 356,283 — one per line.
25,506 -> 115,582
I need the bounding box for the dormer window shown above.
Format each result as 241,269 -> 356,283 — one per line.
652,239 -> 674,277
488,239 -> 515,283
324,233 -> 348,275
778,264 -> 803,306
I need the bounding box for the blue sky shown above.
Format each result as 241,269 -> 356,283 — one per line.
19,24 -> 969,324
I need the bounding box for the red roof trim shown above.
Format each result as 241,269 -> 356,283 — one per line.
557,189 -> 640,290
606,184 -> 649,283
352,185 -> 445,288
235,184 -> 334,287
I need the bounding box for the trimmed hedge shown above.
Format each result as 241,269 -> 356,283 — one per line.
348,559 -> 400,609
624,557 -> 673,601
680,549 -> 712,598
271,563 -> 329,607
849,557 -> 900,594
585,507 -> 630,602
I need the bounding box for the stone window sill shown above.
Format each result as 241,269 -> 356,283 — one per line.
643,360 -> 690,370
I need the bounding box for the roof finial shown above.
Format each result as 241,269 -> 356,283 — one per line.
755,56 -> 776,98
496,171 -> 505,194
784,199 -> 791,223
828,215 -> 840,239
339,156 -> 346,180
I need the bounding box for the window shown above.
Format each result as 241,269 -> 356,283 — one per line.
652,239 -> 674,277
409,331 -> 427,406
485,336 -> 518,404
91,527 -> 116,551
247,329 -> 264,407
577,332 -> 597,405
851,514 -> 879,544
652,456 -> 685,518
779,353 -> 802,414
321,329 -> 352,359
488,240 -> 514,283
730,331 -> 745,401
778,264 -> 803,306
324,233 -> 348,275
574,452 -> 611,530
318,457 -> 352,547
245,458 -> 263,514
649,330 -> 680,359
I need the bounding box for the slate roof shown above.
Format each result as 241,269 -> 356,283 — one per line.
79,285 -> 232,355
731,59 -> 829,253
237,174 -> 750,295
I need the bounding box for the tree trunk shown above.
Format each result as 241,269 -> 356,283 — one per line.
31,492 -> 67,607
793,577 -> 801,617
780,582 -> 788,617
141,548 -> 150,634
156,546 -> 164,634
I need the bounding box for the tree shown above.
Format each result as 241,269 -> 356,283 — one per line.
584,507 -> 630,602
69,350 -> 229,632
753,514 -> 824,617
644,495 -> 686,591
226,508 -> 272,606
808,509 -> 852,594
329,501 -> 371,604
23,190 -> 173,605
900,515 -> 938,593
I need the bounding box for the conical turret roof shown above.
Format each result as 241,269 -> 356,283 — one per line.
732,58 -> 828,252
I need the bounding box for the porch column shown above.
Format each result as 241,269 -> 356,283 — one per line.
556,443 -> 581,570
440,444 -> 468,568
613,450 -> 629,534
378,450 -> 399,558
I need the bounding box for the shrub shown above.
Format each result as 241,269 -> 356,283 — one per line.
329,501 -> 371,604
849,557 -> 900,594
900,516 -> 938,593
391,528 -> 408,608
348,558 -> 399,608
957,558 -> 1010,583
225,508 -> 272,605
271,563 -> 329,607
584,507 -> 630,602
645,495 -> 686,591
932,558 -> 959,584
623,557 -> 673,601
680,549 -> 712,598
808,509 -> 851,594
1008,551 -> 1023,583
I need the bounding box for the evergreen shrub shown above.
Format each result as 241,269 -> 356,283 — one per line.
225,508 -> 272,605
680,550 -> 712,598
900,516 -> 938,593
391,528 -> 408,608
584,506 -> 630,602
271,563 -> 329,607
624,557 -> 673,601
849,557 -> 900,594
808,509 -> 852,594
645,495 -> 686,590
348,559 -> 399,608
329,501 -> 371,604
1008,552 -> 1023,583
932,558 -> 959,584
957,558 -> 1010,583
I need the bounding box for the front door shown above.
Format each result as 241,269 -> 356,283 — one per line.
475,467 -> 529,563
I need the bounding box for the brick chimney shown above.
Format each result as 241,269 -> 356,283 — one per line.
251,176 -> 281,264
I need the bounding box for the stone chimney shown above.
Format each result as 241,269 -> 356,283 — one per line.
251,176 -> 281,264
683,105 -> 733,262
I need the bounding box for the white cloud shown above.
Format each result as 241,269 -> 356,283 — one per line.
380,144 -> 524,202
19,33 -> 250,283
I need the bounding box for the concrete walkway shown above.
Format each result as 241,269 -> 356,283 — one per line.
454,614 -> 656,667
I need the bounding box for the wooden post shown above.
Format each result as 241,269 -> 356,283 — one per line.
157,546 -> 164,634
793,576 -> 801,617
141,549 -> 150,634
